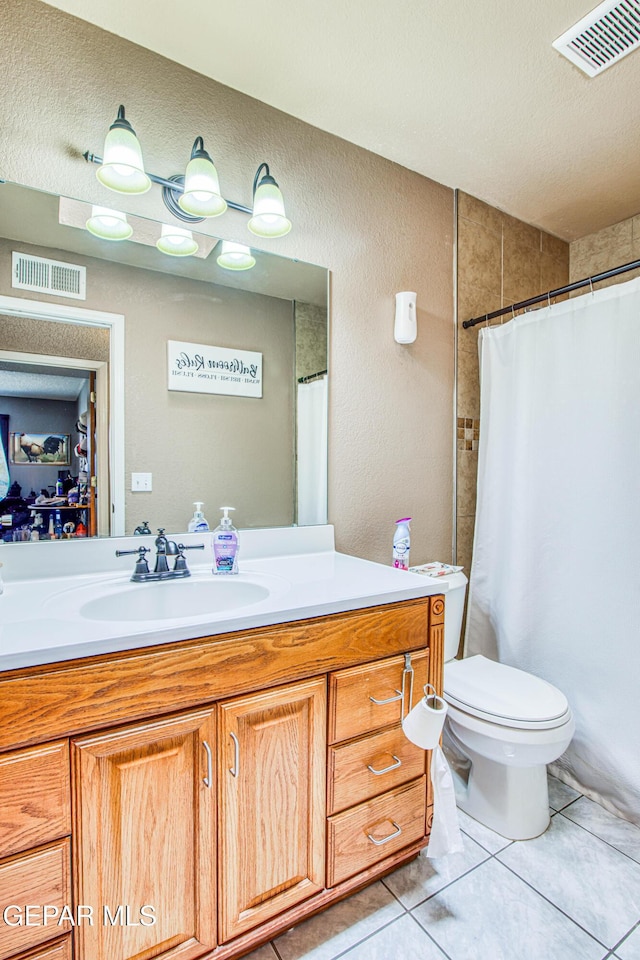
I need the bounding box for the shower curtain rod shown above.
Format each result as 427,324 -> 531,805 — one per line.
462,257 -> 640,329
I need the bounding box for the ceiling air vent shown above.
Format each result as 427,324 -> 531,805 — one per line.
553,0 -> 640,76
12,251 -> 86,300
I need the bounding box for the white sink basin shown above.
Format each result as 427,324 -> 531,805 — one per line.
78,577 -> 270,622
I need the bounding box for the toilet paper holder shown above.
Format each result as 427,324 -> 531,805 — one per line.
401,683 -> 448,750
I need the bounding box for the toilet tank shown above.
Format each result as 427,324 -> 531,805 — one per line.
439,571 -> 468,661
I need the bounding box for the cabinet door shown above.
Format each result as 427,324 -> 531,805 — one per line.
72,708 -> 216,960
218,678 -> 326,942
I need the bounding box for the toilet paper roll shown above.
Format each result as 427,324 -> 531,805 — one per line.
427,744 -> 463,858
401,686 -> 448,750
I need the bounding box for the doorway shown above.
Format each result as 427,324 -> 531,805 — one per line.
0,355 -> 107,539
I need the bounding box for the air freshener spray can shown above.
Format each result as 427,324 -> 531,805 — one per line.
393,517 -> 411,570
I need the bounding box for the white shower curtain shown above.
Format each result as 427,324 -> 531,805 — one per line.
466,277 -> 640,824
296,376 -> 328,525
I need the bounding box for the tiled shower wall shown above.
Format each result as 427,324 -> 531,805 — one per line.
455,192 -> 570,578
570,213 -> 640,287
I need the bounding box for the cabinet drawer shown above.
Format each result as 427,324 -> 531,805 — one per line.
328,726 -> 425,815
327,777 -> 427,887
0,742 -> 70,859
328,650 -> 428,744
11,937 -> 72,960
0,840 -> 71,960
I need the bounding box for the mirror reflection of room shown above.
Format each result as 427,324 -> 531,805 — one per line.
0,360 -> 96,542
0,180 -> 329,543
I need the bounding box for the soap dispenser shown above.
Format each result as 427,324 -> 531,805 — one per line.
212,507 -> 238,575
188,502 -> 209,533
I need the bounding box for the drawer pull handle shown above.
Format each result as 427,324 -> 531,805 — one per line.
203,739 -> 213,789
367,755 -> 402,776
229,732 -> 240,778
367,821 -> 403,846
369,689 -> 403,706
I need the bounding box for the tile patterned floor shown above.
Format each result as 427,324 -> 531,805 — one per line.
244,775 -> 640,960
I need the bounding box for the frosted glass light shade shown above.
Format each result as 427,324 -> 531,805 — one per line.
216,241 -> 256,271
179,155 -> 227,218
96,116 -> 151,195
156,224 -> 199,257
248,181 -> 291,238
85,206 -> 133,241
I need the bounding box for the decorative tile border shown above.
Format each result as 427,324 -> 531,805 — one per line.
457,416 -> 479,451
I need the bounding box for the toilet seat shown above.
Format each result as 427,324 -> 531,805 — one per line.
444,655 -> 570,730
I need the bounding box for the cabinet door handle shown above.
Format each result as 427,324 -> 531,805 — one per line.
367,755 -> 402,776
367,821 -> 402,846
229,732 -> 240,777
369,689 -> 403,705
203,740 -> 213,789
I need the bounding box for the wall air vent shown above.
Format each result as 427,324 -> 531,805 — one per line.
553,0 -> 640,76
11,251 -> 86,300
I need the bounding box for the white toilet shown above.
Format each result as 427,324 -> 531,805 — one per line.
437,571 -> 574,840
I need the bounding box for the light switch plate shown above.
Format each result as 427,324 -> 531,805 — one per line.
131,472 -> 152,492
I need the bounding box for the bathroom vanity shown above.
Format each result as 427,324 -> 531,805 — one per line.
0,528 -> 445,960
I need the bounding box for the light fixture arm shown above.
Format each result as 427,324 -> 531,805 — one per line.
190,136 -> 209,161
82,150 -> 252,218
252,162 -> 278,197
110,104 -> 134,133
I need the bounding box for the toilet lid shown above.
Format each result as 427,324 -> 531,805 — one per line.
444,655 -> 569,725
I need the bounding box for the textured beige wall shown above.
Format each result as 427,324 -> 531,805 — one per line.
570,213 -> 640,287
0,0 -> 454,564
456,192 -> 569,577
0,237 -> 295,533
0,313 -> 109,361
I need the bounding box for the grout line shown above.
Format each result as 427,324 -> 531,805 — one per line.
495,857 -> 611,951
460,826 -> 514,856
556,810 -> 640,868
607,917 -> 640,956
324,912 -> 412,960
406,910 -> 456,960
399,848 -> 493,912
270,940 -> 284,960
380,876 -> 410,911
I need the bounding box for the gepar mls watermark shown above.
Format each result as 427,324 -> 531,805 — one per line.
2,904 -> 157,927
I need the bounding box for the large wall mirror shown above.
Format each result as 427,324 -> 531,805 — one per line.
0,180 -> 328,543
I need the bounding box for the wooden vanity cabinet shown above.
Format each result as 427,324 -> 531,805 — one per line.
217,678 -> 326,942
0,595 -> 444,960
327,650 -> 429,886
0,743 -> 72,960
72,709 -> 217,960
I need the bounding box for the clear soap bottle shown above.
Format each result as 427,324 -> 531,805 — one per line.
212,507 -> 238,575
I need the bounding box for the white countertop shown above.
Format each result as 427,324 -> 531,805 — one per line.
0,526 -> 447,671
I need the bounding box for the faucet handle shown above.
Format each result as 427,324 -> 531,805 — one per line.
173,543 -> 205,575
133,546 -> 151,576
116,545 -> 150,580
116,546 -> 149,557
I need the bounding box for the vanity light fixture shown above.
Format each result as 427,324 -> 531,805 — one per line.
85,205 -> 133,241
84,106 -> 292,235
95,106 -> 151,195
216,240 -> 256,271
248,163 -> 292,238
178,138 -> 227,219
156,224 -> 199,257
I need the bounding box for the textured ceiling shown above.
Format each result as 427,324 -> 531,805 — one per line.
39,0 -> 640,240
0,364 -> 87,400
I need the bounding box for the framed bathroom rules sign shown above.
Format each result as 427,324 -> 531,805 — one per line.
167,340 -> 263,398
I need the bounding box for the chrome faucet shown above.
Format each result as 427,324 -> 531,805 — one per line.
116,528 -> 205,582
153,528 -> 179,574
